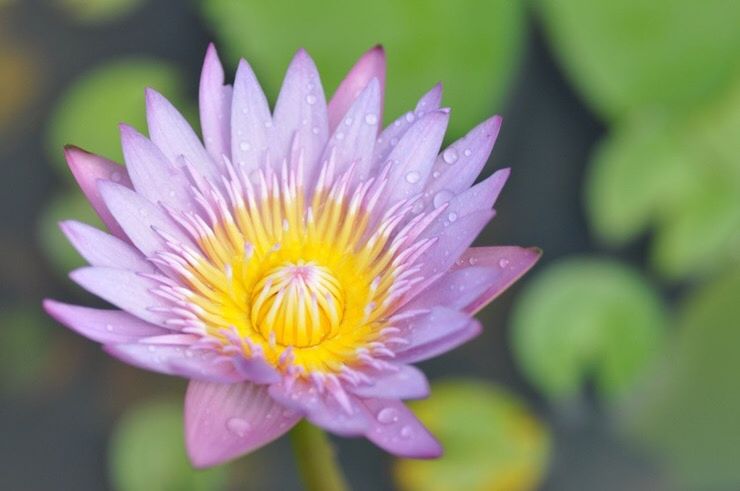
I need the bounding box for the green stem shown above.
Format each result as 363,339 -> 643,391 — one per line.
290,420 -> 350,491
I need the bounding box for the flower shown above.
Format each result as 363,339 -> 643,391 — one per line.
44,44 -> 540,467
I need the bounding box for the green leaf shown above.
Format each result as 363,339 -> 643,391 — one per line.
200,0 -> 526,138
537,0 -> 740,121
585,81 -> 740,279
621,268 -> 740,488
109,399 -> 227,491
0,307 -> 52,395
394,379 -> 550,491
55,0 -> 144,24
36,191 -> 103,276
511,258 -> 667,402
47,59 -> 188,179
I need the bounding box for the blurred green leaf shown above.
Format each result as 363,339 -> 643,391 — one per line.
537,0 -> 740,121
0,43 -> 41,138
109,398 -> 226,491
395,379 -> 550,491
47,59 -> 187,178
201,0 -> 525,138
586,82 -> 740,279
56,0 -> 144,24
511,258 -> 667,402
0,307 -> 52,395
37,191 -> 102,275
621,268 -> 740,488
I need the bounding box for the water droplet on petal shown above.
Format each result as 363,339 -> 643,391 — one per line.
336,132 -> 345,141
312,126 -> 320,135
442,148 -> 458,164
264,120 -> 273,128
448,212 -> 458,222
405,112 -> 415,123
226,417 -> 251,437
345,117 -> 353,126
432,171 -> 440,178
464,148 -> 472,157
305,94 -> 317,105
498,258 -> 510,268
240,141 -> 250,151
400,425 -> 413,438
377,407 -> 399,424
105,324 -> 114,332
364,113 -> 378,125
405,171 -> 420,184
433,189 -> 454,208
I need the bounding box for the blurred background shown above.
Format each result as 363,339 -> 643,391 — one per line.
2,0 -> 739,490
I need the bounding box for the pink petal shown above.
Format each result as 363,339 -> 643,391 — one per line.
64,146 -> 131,240
120,124 -> 196,213
452,246 -> 542,314
145,88 -> 217,182
230,59 -> 272,173
398,307 -> 470,349
43,300 -> 167,344
185,380 -> 301,468
405,266 -> 504,312
272,49 -> 328,172
425,115 -> 502,198
98,181 -> 195,257
59,220 -> 153,272
328,45 -> 386,133
69,266 -> 170,327
199,43 -> 233,163
349,365 -> 429,400
362,399 -> 442,458
396,318 -> 482,364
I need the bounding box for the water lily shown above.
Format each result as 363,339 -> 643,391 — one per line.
44,44 -> 539,469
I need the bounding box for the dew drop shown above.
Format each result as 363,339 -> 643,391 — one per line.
448,212 -> 458,222
433,190 -> 454,208
240,141 -> 250,152
364,113 -> 378,125
498,258 -> 510,268
184,349 -> 194,358
464,148 -> 472,157
226,417 -> 251,437
241,108 -> 248,115
376,407 -> 399,424
405,112 -> 415,123
442,148 -> 458,164
400,425 -> 413,438
305,94 -> 317,105
405,171 -> 420,184
336,132 -> 345,141
468,257 -> 478,265
345,117 -> 353,126
432,171 -> 440,178
264,120 -> 273,128
312,126 -> 320,135
105,324 -> 114,332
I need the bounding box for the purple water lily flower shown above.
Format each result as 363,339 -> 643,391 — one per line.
44,44 -> 540,467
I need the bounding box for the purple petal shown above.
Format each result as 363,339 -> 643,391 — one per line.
328,45 -> 386,132
273,49 -> 328,172
362,399 -> 442,458
104,343 -> 243,382
43,300 -> 167,344
405,266 -> 504,312
60,220 -> 153,272
373,84 -> 442,166
232,356 -> 281,385
64,146 -> 131,240
452,246 -> 542,314
425,115 -> 502,197
199,43 -> 232,163
69,266 -> 170,327
398,307 -> 470,349
145,88 -> 217,182
120,124 -> 196,213
396,317 -> 482,364
268,379 -> 369,436
349,365 -> 429,400
98,180 -> 195,257
185,380 -> 301,468
230,59 -> 272,173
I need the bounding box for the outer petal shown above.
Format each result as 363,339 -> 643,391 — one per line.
43,300 -> 167,343
452,246 -> 542,314
146,89 -> 217,182
396,318 -> 482,364
230,59 -> 272,173
328,45 -> 386,132
272,49 -> 328,172
60,220 -> 154,272
349,364 -> 429,400
185,381 -> 301,468
64,145 -> 131,239
405,266 -> 504,312
362,399 -> 442,458
199,43 -> 232,163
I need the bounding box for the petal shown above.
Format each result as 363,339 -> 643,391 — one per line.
349,365 -> 429,400
452,246 -> 542,314
425,115 -> 502,197
398,307 -> 471,348
362,399 -> 442,458
43,300 -> 167,344
98,180 -> 195,257
145,88 -> 217,182
64,145 -> 131,240
199,43 -> 232,163
328,45 -> 386,132
120,124 -> 196,213
70,266 -> 169,327
59,220 -> 154,272
405,266 -> 504,312
383,110 -> 449,206
396,318 -> 482,364
104,343 -> 243,382
230,59 -> 272,173
273,49 -> 328,172
185,380 -> 301,468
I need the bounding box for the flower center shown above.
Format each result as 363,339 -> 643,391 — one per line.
250,260 -> 344,347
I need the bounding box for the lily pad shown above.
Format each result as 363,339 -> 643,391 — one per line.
200,0 -> 526,138
511,258 -> 667,402
395,379 -> 550,491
